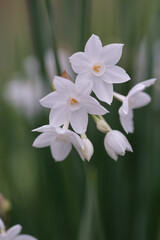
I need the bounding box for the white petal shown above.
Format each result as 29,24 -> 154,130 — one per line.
6,225 -> 22,238
70,108 -> 88,134
40,92 -> 66,109
93,79 -> 113,104
140,78 -> 156,88
104,136 -> 118,161
75,75 -> 93,95
106,131 -> 125,155
32,125 -> 52,133
16,235 -> 37,240
127,79 -> 156,100
128,83 -> 145,97
107,130 -> 132,155
81,137 -> 94,161
119,108 -> 134,134
84,34 -> 102,60
69,52 -> 90,74
66,130 -> 85,160
100,43 -> 123,66
103,66 -> 130,84
32,132 -> 54,148
81,95 -> 108,114
121,97 -> 129,114
54,76 -> 74,97
130,92 -> 151,109
66,130 -> 84,150
50,140 -> 72,161
49,107 -> 71,127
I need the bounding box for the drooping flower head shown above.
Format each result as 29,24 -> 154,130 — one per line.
118,78 -> 156,133
69,34 -> 130,104
104,130 -> 133,161
40,76 -> 108,134
32,124 -> 85,161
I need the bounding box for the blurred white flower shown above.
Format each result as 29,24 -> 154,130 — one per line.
81,134 -> 94,161
32,124 -> 84,161
0,218 -> 37,240
40,76 -> 107,134
4,56 -> 46,120
45,48 -> 72,81
104,130 -> 133,161
69,34 -> 130,104
117,78 -> 156,133
4,49 -> 71,120
133,38 -> 147,83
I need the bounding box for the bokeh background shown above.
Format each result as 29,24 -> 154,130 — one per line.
0,0 -> 160,239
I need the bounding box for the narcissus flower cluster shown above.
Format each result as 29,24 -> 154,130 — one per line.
33,34 -> 156,161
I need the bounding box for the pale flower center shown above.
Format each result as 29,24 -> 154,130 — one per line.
70,98 -> 78,105
92,62 -> 105,76
67,97 -> 81,111
56,134 -> 68,144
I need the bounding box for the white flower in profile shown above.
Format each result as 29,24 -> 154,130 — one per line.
0,218 -> 37,240
117,78 -> 156,133
40,76 -> 108,134
32,124 -> 85,161
69,34 -> 130,104
104,130 -> 133,161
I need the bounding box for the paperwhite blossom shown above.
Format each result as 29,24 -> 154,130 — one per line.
69,34 -> 130,104
40,76 -> 108,134
104,130 -> 133,161
118,78 -> 156,133
0,218 -> 37,240
32,124 -> 85,161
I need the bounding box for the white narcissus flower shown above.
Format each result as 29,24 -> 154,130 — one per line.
40,76 -> 108,134
69,34 -> 130,104
117,78 -> 156,133
104,130 -> 133,161
0,218 -> 37,240
32,125 -> 85,161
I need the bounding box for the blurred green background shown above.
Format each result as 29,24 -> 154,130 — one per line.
0,0 -> 160,239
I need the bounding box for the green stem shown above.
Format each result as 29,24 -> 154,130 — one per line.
80,0 -> 92,51
45,0 -> 61,76
113,91 -> 125,102
25,0 -> 48,81
78,167 -> 107,240
91,115 -> 111,132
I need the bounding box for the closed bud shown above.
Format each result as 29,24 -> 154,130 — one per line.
96,119 -> 111,133
81,134 -> 94,162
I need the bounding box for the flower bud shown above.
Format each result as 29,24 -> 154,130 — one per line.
81,135 -> 94,161
96,118 -> 111,133
104,130 -> 133,161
